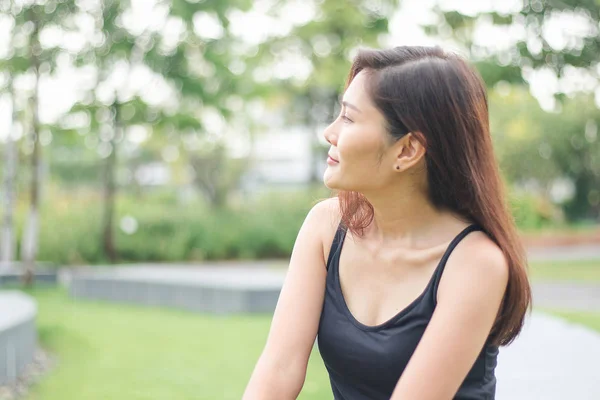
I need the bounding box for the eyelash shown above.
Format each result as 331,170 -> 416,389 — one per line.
341,114 -> 352,123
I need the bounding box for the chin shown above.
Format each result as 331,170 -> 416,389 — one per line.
323,166 -> 365,191
323,181 -> 337,190
323,170 -> 345,191
322,171 -> 337,190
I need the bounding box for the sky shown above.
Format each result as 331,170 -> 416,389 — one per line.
0,0 -> 598,144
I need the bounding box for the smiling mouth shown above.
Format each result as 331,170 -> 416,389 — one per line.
328,155 -> 339,163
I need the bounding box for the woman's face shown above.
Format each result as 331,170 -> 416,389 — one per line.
322,70 -> 395,192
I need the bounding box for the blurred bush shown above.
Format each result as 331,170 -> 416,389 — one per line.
14,186 -> 329,266
509,189 -> 561,231
490,88 -> 600,222
9,183 -> 569,266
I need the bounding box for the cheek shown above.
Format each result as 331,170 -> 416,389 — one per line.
338,126 -> 384,166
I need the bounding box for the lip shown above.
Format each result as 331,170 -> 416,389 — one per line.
327,155 -> 339,165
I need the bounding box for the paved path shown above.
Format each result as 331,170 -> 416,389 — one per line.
496,311 -> 600,400
527,244 -> 600,262
527,243 -> 600,311
532,282 -> 600,311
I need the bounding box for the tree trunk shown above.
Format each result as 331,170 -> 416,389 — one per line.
21,93 -> 41,286
565,172 -> 595,221
20,9 -> 41,286
102,104 -> 119,263
0,79 -> 18,271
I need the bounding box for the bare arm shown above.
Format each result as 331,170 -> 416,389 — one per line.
390,232 -> 509,400
242,198 -> 338,400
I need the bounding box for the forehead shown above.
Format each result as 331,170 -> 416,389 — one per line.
343,69 -> 379,115
344,70 -> 370,100
344,69 -> 379,109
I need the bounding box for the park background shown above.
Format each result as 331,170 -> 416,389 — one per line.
0,0 -> 600,399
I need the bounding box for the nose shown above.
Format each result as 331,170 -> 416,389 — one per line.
322,121 -> 338,146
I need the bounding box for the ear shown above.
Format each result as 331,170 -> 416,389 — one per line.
393,132 -> 426,172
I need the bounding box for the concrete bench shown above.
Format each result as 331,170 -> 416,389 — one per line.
0,263 -> 58,285
0,291 -> 37,386
69,265 -> 287,314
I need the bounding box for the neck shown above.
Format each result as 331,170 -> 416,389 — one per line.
361,184 -> 465,248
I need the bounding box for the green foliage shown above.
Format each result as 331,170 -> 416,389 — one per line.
247,0 -> 400,181
509,190 -> 558,230
189,143 -> 248,209
441,10 -> 476,31
4,0 -> 598,269
0,0 -> 79,78
490,87 -> 600,221
14,188 -> 326,266
474,61 -> 524,86
7,182 -> 566,266
430,0 -> 600,80
287,0 -> 394,86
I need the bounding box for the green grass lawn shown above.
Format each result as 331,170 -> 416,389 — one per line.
548,311 -> 600,333
12,258 -> 600,399
529,260 -> 600,282
21,287 -> 331,400
528,260 -> 600,333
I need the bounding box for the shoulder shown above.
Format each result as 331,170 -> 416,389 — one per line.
437,228 -> 509,305
306,197 -> 341,232
453,229 -> 508,278
308,196 -> 340,219
393,228 -> 509,398
305,197 -> 341,264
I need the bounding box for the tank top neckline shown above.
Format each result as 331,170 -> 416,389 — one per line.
330,223 -> 484,332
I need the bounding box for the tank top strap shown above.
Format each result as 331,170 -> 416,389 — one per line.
326,222 -> 347,271
430,223 -> 485,302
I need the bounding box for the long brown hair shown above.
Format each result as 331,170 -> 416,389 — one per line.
337,46 -> 531,346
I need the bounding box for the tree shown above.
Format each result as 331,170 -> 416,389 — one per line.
65,0 -> 256,260
427,1 -> 600,88
428,0 -> 600,221
20,4 -> 42,284
489,87 -> 600,221
247,0 -> 399,182
0,1 -> 29,268
0,78 -> 18,268
145,0 -> 253,207
2,0 -> 77,284
189,142 -> 247,208
66,0 -> 166,261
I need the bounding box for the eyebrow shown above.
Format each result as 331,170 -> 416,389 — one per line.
338,96 -> 362,113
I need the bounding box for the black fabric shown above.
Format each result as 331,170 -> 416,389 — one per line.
317,223 -> 498,400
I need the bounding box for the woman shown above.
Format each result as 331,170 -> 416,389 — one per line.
243,45 -> 532,400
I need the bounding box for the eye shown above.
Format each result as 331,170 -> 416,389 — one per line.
341,114 -> 353,124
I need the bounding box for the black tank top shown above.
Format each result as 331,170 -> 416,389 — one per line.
317,223 -> 499,400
